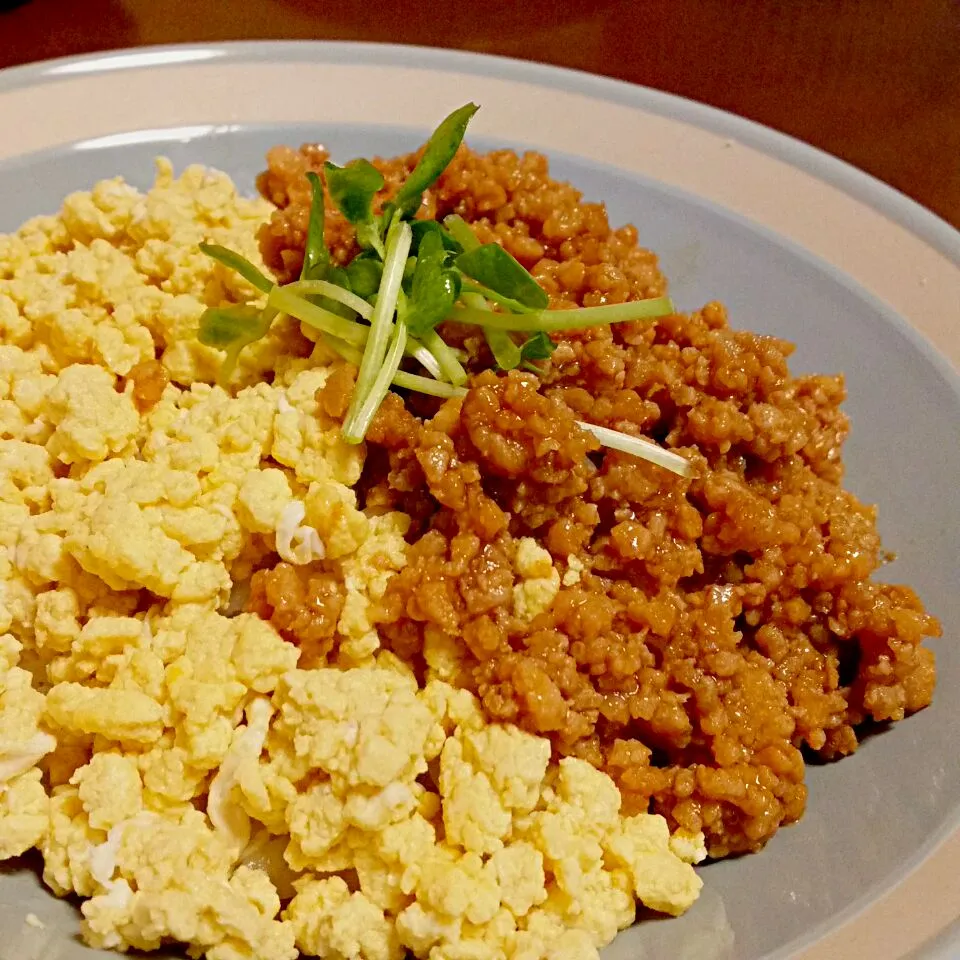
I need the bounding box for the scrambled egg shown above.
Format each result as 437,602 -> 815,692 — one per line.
0,163 -> 704,960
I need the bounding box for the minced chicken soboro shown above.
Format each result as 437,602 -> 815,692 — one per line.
251,142 -> 940,858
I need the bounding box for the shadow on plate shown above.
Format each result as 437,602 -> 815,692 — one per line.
621,886 -> 736,960
1,850 -> 734,960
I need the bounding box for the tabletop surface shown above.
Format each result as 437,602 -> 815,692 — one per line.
2,0 -> 959,231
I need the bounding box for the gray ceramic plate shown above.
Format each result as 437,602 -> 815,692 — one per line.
0,41 -> 958,960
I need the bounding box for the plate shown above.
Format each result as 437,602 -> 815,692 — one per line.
0,41 -> 958,960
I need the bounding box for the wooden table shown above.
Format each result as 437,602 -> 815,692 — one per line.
2,0 -> 959,230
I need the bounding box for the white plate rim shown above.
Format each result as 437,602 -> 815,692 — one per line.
0,40 -> 958,266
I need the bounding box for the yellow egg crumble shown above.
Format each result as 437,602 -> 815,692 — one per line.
0,161 -> 704,960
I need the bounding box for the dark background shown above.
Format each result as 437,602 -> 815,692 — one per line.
3,0 -> 959,229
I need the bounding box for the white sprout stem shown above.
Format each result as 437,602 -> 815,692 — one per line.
284,279 -> 375,319
394,371 -> 464,398
320,328 -> 689,472
321,329 -> 436,381
342,221 -> 412,440
408,339 -> 446,380
322,333 -> 463,399
578,421 -> 692,478
291,307 -> 448,376
451,296 -> 675,332
269,286 -> 367,345
461,291 -> 488,310
422,329 -> 468,386
460,280 -> 535,315
320,332 -> 362,365
345,320 -> 409,442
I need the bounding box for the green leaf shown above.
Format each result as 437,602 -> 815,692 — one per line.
197,305 -> 268,349
301,172 -> 328,281
198,304 -> 275,386
325,265 -> 351,292
312,265 -> 355,319
477,312 -> 555,373
458,279 -> 535,315
519,331 -> 556,362
324,158 -> 384,222
356,220 -> 384,256
199,243 -> 273,294
324,159 -> 386,256
411,219 -> 462,256
345,254 -> 383,299
442,215 -> 480,253
404,230 -> 461,337
455,243 -> 549,309
484,328 -> 522,371
394,103 -> 479,217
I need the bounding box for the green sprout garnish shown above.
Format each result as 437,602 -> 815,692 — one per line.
456,244 -> 548,310
323,159 -> 385,257
199,243 -> 273,293
197,304 -> 275,387
392,103 -> 479,218
195,103 -> 692,477
442,214 -> 480,252
301,172 -> 329,279
343,255 -> 383,299
341,217 -> 412,442
401,229 -> 462,339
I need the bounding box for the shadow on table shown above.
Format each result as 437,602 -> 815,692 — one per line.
0,0 -> 138,69
268,0 -> 615,69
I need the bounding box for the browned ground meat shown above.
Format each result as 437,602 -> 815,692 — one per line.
248,563 -> 345,669
126,359 -> 170,412
258,143 -> 665,304
252,144 -> 940,858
